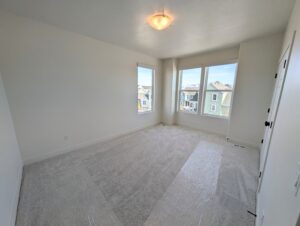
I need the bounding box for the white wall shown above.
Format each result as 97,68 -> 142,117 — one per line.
256,0 -> 300,225
228,34 -> 283,147
281,0 -> 300,58
178,47 -> 240,69
0,11 -> 162,164
176,47 -> 239,136
162,58 -> 177,125
0,73 -> 23,226
171,34 -> 282,147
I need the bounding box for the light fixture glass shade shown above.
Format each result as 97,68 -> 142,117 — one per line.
147,13 -> 173,30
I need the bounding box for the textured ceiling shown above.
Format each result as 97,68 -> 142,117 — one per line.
0,0 -> 295,58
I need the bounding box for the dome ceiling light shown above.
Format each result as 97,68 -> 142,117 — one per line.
147,11 -> 173,31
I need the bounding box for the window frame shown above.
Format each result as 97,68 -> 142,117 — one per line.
201,62 -> 238,119
177,61 -> 238,119
212,93 -> 218,101
210,103 -> 217,112
137,64 -> 155,114
177,68 -> 202,114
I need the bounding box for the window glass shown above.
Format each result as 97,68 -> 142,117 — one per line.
212,93 -> 218,101
206,64 -> 236,90
137,66 -> 154,113
203,63 -> 237,118
178,68 -> 201,113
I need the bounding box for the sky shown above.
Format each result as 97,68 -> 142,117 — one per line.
181,68 -> 202,88
138,63 -> 237,88
138,66 -> 153,86
181,63 -> 237,89
206,63 -> 237,88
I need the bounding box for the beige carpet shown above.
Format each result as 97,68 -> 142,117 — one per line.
16,125 -> 259,226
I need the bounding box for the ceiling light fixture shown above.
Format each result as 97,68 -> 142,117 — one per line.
147,11 -> 173,31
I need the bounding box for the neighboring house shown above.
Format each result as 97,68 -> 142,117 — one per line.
180,86 -> 199,112
204,81 -> 232,116
138,85 -> 152,111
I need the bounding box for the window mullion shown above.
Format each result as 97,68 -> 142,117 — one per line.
199,67 -> 207,115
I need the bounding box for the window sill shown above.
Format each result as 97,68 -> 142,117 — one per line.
138,110 -> 153,115
178,111 -> 230,120
178,110 -> 198,115
201,113 -> 230,120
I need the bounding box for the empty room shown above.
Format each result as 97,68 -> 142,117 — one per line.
0,0 -> 300,226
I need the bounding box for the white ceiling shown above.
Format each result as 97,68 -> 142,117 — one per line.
0,0 -> 295,58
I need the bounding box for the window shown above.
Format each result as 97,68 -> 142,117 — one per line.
211,104 -> 217,112
137,65 -> 154,113
212,93 -> 218,101
203,63 -> 237,118
178,68 -> 202,113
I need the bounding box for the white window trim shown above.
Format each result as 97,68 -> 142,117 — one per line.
176,61 -> 238,119
137,63 -> 155,114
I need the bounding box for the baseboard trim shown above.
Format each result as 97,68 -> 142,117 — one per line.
23,123 -> 160,165
175,123 -> 228,139
9,162 -> 23,226
226,137 -> 259,150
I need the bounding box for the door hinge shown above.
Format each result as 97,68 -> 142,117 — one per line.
283,60 -> 287,68
267,108 -> 270,113
261,139 -> 264,144
259,171 -> 262,178
275,73 -> 278,79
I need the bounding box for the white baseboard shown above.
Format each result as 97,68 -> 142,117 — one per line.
226,137 -> 259,150
9,162 -> 23,226
24,123 -> 160,165
176,123 -> 228,139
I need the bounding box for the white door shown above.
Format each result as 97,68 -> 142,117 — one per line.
257,43 -> 293,191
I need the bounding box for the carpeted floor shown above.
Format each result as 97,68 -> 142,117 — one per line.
16,125 -> 259,226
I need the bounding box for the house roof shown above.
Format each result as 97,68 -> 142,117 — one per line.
142,86 -> 152,89
209,81 -> 232,90
138,85 -> 151,89
182,86 -> 199,91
